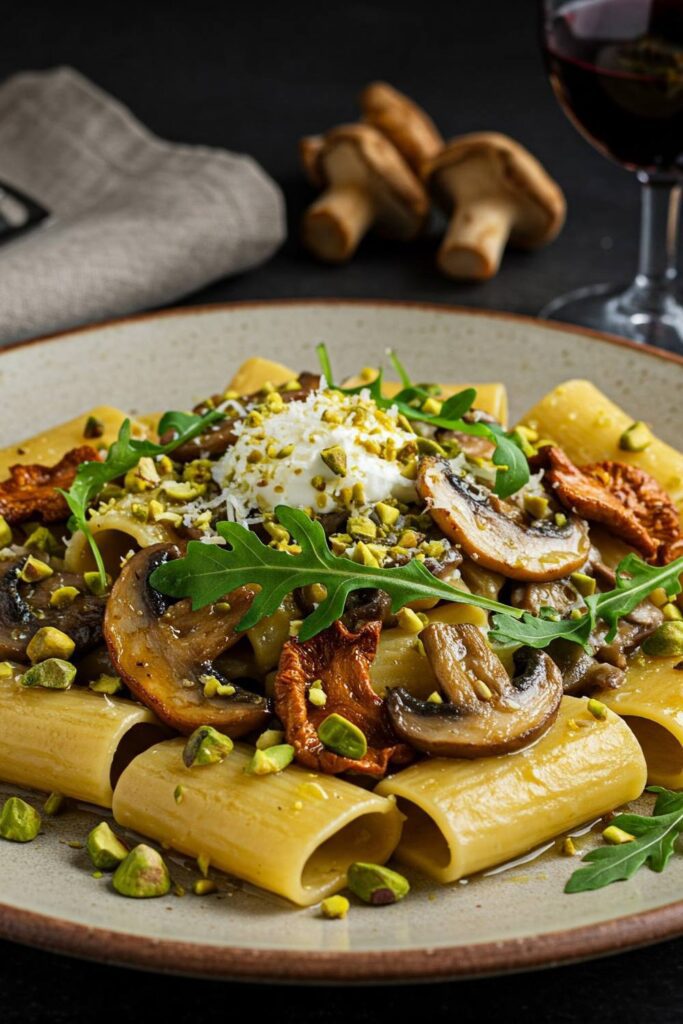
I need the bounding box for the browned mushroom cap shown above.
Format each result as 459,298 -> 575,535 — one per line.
417,457 -> 590,582
385,622 -> 563,757
104,544 -> 270,737
299,135 -> 325,188
359,81 -> 443,173
423,132 -> 566,280
300,123 -> 429,263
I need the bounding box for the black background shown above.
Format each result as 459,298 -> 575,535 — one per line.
1,1 -> 682,1020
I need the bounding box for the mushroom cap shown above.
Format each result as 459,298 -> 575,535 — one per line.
307,123 -> 428,239
299,135 -> 325,189
424,132 -> 566,247
359,81 -> 443,173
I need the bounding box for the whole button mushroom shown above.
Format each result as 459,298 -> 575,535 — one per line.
423,132 -> 566,280
359,81 -> 444,174
299,123 -> 429,263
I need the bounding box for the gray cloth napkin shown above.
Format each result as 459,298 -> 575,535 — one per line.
0,67 -> 286,344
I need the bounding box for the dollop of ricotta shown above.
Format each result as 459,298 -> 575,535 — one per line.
212,387 -> 417,518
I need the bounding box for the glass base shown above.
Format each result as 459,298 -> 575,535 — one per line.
540,281 -> 683,354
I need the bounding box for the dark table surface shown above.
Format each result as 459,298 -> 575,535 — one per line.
1,1 -> 682,1020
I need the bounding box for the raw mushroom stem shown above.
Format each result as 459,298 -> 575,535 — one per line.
439,194 -> 518,281
304,184 -> 377,263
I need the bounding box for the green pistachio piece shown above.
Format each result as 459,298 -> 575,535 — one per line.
0,796 -> 41,842
173,784 -> 186,804
619,421 -> 652,452
642,621 -> 683,657
317,713 -> 367,760
19,555 -> 53,582
347,515 -> 377,540
26,626 -> 75,664
183,725 -> 234,767
43,792 -> 66,816
346,862 -> 410,906
48,585 -> 80,609
255,728 -> 285,750
192,879 -> 218,895
375,502 -> 400,527
89,674 -> 123,695
320,445 -> 348,477
570,572 -> 597,597
112,844 -> 171,898
321,895 -> 350,919
523,494 -> 550,520
87,821 -> 128,870
245,743 -> 295,776
83,571 -> 111,596
0,515 -> 12,548
24,526 -> 61,555
83,415 -> 105,439
0,661 -> 14,679
21,658 -> 77,690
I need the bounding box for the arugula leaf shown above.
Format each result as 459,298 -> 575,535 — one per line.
490,553 -> 683,652
315,344 -> 529,499
150,505 -> 522,642
565,787 -> 683,893
58,408 -> 224,588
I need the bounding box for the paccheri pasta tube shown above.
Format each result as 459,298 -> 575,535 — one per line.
602,655 -> 683,789
64,497 -> 179,575
375,696 -> 647,883
0,673 -> 165,807
112,739 -> 403,906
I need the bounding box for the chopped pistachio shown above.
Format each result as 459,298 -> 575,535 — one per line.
560,837 -> 578,856
347,515 -> 377,540
662,602 -> 683,621
48,585 -> 80,609
89,674 -> 123,695
317,713 -> 367,760
192,879 -> 218,896
92,870 -> 104,879
571,572 -> 597,597
320,445 -> 348,477
398,530 -> 419,549
642,621 -> 683,657
523,494 -> 549,520
83,570 -> 111,596
554,512 -> 568,528
0,796 -> 41,842
603,825 -> 635,845
375,502 -> 400,527
587,698 -> 608,720
264,522 -> 290,545
201,674 -> 236,698
321,895 -> 350,919
182,459 -> 213,484
183,725 -> 234,767
0,661 -> 14,679
21,658 -> 76,690
87,821 -> 128,870
308,686 -> 327,708
26,626 -> 75,664
112,844 -> 171,898
256,728 -> 285,750
24,526 -> 61,555
173,784 -> 186,805
400,458 -> 418,480
426,691 -> 443,704
421,396 -> 442,416
83,415 -> 105,439
197,853 -> 210,877
246,744 -> 295,775
619,421 -> 652,453
124,456 -> 160,492
396,607 -> 425,635
19,555 -> 53,582
347,862 -> 410,906
43,792 -> 66,816
0,515 -> 12,548
352,542 -> 380,568
160,479 -> 205,502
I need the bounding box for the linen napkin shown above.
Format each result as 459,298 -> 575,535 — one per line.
0,67 -> 286,344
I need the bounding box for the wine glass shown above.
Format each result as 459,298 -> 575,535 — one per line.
539,0 -> 683,352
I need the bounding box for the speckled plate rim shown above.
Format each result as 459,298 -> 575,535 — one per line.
0,299 -> 682,983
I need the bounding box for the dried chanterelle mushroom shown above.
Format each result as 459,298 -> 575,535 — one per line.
299,123 -> 429,263
359,81 -> 444,174
423,132 -> 566,280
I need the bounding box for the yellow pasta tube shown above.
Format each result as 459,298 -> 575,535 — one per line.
64,494 -> 180,575
376,696 -> 647,883
519,379 -> 683,521
229,357 -> 297,395
113,739 -> 403,906
0,407 -> 147,478
371,602 -> 489,698
0,674 -> 164,807
342,375 -> 508,425
601,654 -> 683,789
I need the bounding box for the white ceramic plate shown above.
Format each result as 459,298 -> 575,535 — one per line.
0,300 -> 681,982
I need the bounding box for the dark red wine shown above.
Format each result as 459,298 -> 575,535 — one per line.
544,0 -> 683,172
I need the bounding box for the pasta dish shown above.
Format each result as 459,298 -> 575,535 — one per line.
0,347 -> 681,912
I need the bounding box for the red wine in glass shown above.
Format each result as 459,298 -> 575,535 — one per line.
539,0 -> 683,350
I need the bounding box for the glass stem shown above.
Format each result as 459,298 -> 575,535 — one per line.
624,173 -> 681,312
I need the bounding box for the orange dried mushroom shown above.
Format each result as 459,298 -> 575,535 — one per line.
0,446 -> 100,525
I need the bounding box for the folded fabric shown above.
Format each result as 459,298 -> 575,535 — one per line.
0,67 -> 286,344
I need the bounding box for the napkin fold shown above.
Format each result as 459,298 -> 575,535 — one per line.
0,67 -> 286,344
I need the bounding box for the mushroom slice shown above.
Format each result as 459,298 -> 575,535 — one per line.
385,623 -> 563,758
0,556 -> 106,661
300,123 -> 428,264
0,446 -> 100,524
417,457 -> 590,582
423,132 -> 565,280
274,619 -> 414,778
359,81 -> 443,173
104,544 -> 269,736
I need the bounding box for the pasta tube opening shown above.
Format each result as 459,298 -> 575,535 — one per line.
622,717 -> 683,790
301,811 -> 399,892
